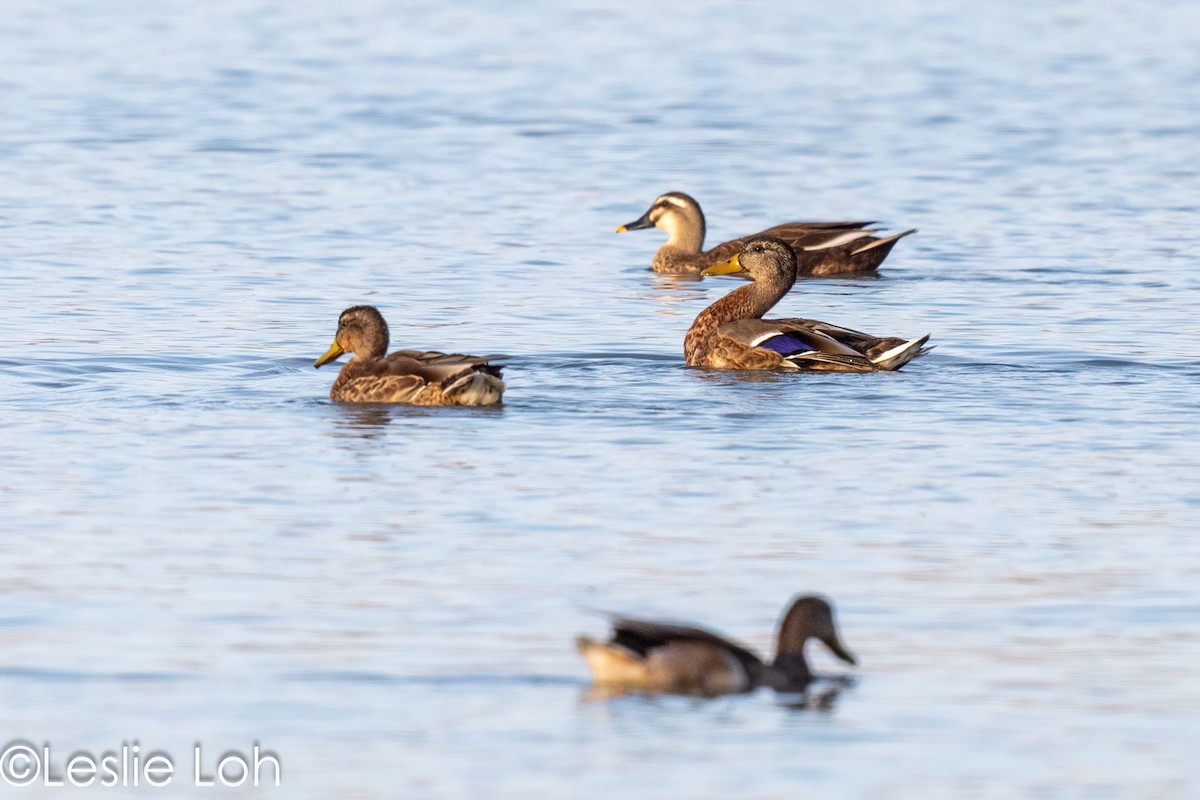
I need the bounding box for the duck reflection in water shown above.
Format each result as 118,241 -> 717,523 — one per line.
327,402 -> 503,441
331,405 -> 399,434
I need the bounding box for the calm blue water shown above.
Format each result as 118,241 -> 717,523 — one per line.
2,0 -> 1199,797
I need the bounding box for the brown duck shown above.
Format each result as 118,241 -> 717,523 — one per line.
684,237 -> 931,371
617,191 -> 914,277
313,305 -> 505,405
576,595 -> 856,697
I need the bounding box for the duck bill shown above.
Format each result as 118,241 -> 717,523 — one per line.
313,340 -> 345,368
823,634 -> 856,665
616,209 -> 654,233
700,253 -> 745,277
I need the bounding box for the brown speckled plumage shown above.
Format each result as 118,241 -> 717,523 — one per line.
618,191 -> 914,277
576,595 -> 855,697
684,237 -> 932,371
314,306 -> 505,406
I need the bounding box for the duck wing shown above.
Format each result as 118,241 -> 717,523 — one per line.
703,222 -> 876,265
387,350 -> 506,380
610,617 -> 765,677
717,319 -> 869,357
770,323 -> 932,369
716,319 -> 931,371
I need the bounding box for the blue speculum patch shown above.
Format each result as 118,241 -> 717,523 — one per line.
757,333 -> 813,355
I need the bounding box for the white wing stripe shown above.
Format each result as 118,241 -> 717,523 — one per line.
748,330 -> 786,347
801,230 -> 876,250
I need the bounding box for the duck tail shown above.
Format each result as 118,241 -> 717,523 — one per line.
869,334 -> 933,370
850,228 -> 916,256
576,637 -> 650,685
444,371 -> 506,406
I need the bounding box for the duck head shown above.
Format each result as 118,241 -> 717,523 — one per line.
617,191 -> 706,251
777,595 -> 855,663
314,305 -> 390,367
701,236 -> 799,287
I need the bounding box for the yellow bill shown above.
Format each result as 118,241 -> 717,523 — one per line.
313,340 -> 345,368
700,253 -> 745,277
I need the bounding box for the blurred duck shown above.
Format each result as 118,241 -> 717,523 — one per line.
685,237 -> 931,371
617,191 -> 914,277
577,595 -> 855,697
313,305 -> 505,406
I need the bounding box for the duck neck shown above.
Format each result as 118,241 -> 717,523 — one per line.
765,650 -> 814,691
692,275 -> 791,329
661,209 -> 706,254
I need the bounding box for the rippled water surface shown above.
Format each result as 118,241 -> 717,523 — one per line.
2,0 -> 1199,797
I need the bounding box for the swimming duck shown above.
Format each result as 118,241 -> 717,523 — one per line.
576,595 -> 855,697
617,191 -> 914,277
685,237 -> 931,371
313,305 -> 505,405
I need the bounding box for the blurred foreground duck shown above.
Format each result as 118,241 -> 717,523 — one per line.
617,191 -> 914,277
577,595 -> 855,697
685,237 -> 931,371
314,305 -> 505,405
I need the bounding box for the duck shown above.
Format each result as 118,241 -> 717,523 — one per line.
576,595 -> 856,697
684,237 -> 931,371
313,305 -> 505,405
617,191 -> 914,277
